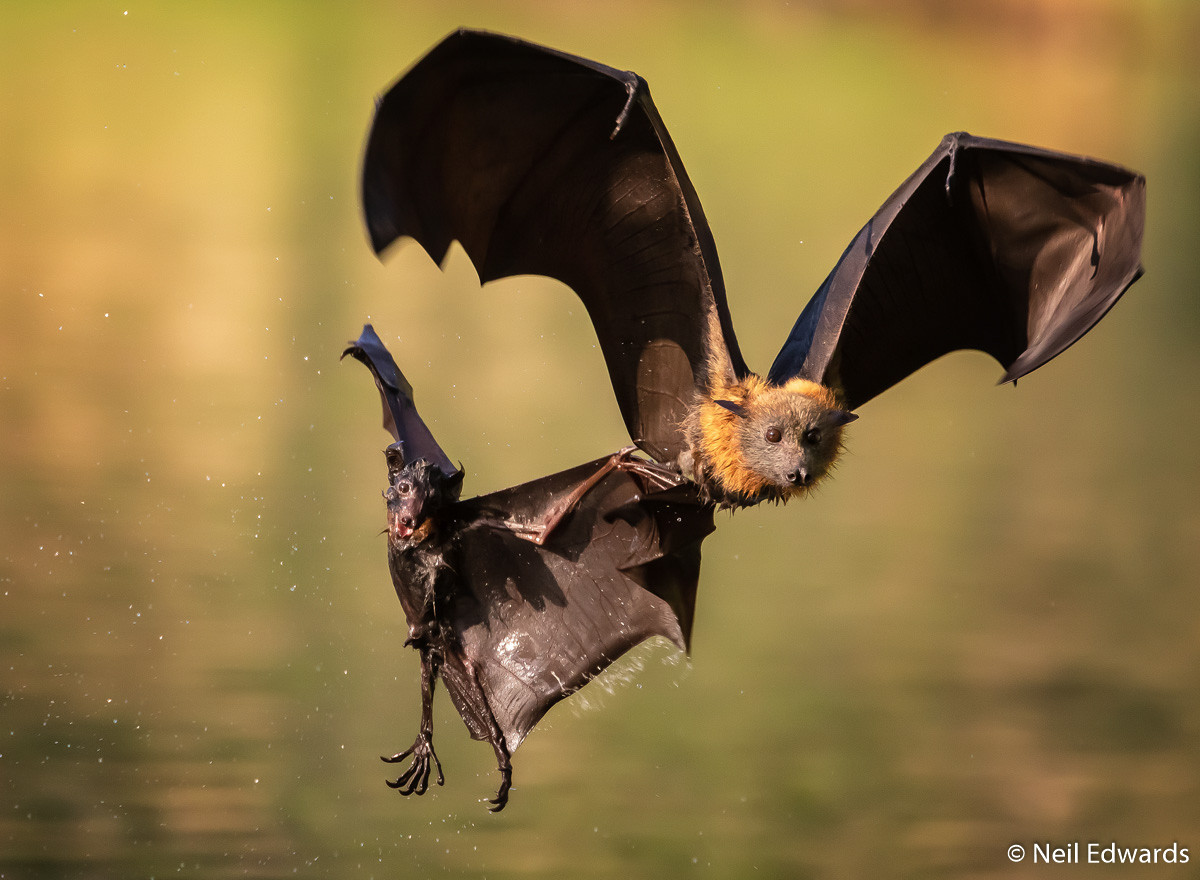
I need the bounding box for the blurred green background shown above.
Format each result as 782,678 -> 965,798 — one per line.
3,1 -> 1198,878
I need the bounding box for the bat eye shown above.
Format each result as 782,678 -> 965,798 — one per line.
802,428 -> 822,446
765,426 -> 782,444
397,481 -> 413,496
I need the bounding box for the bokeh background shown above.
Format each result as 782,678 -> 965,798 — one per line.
3,1 -> 1198,877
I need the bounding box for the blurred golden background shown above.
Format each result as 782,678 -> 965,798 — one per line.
2,1 -> 1198,877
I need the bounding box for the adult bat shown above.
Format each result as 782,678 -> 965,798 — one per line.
361,29 -> 1146,507
343,324 -> 714,810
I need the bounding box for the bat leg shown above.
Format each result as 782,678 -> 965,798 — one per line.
454,657 -> 513,812
610,444 -> 685,486
382,648 -> 445,796
521,446 -> 681,546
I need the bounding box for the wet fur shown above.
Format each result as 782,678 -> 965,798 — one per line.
385,458 -> 462,633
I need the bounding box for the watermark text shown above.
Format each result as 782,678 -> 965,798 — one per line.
1007,842 -> 1189,865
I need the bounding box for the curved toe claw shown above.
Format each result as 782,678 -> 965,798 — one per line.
487,765 -> 513,813
382,735 -> 444,797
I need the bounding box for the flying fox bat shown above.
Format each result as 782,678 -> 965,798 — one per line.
361,29 -> 1146,507
343,324 -> 714,811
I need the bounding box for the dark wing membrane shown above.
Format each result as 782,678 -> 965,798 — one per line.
767,132 -> 1146,409
342,323 -> 459,478
441,458 -> 713,751
362,28 -> 747,463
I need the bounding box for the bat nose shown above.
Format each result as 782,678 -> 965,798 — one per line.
786,468 -> 811,487
388,508 -> 420,539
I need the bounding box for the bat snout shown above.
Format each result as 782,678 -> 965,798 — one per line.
786,467 -> 812,487
388,506 -> 424,541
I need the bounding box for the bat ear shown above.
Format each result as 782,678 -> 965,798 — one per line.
445,467 -> 465,500
830,409 -> 858,427
714,399 -> 747,418
385,442 -> 406,474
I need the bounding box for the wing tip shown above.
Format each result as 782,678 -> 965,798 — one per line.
1001,254 -> 1144,387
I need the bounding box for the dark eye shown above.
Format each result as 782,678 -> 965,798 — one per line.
802,428 -> 822,446
397,481 -> 413,496
765,426 -> 782,444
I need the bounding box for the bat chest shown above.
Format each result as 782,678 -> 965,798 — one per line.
388,545 -> 452,630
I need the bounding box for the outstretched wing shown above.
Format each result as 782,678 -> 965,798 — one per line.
441,459 -> 714,752
362,28 -> 748,464
342,323 -> 459,478
767,132 -> 1146,409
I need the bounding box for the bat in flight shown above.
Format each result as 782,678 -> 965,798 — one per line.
343,324 -> 714,811
361,29 -> 1146,507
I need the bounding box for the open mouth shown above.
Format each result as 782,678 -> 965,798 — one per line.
389,513 -> 418,540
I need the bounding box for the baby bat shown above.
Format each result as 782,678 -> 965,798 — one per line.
360,29 -> 1146,507
343,324 -> 714,810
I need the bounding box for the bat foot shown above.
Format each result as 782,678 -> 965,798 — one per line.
487,764 -> 512,812
612,445 -> 684,489
382,733 -> 444,797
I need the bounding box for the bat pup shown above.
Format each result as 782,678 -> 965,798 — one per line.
344,325 -> 714,811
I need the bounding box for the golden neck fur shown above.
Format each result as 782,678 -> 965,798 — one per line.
684,373 -> 843,506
